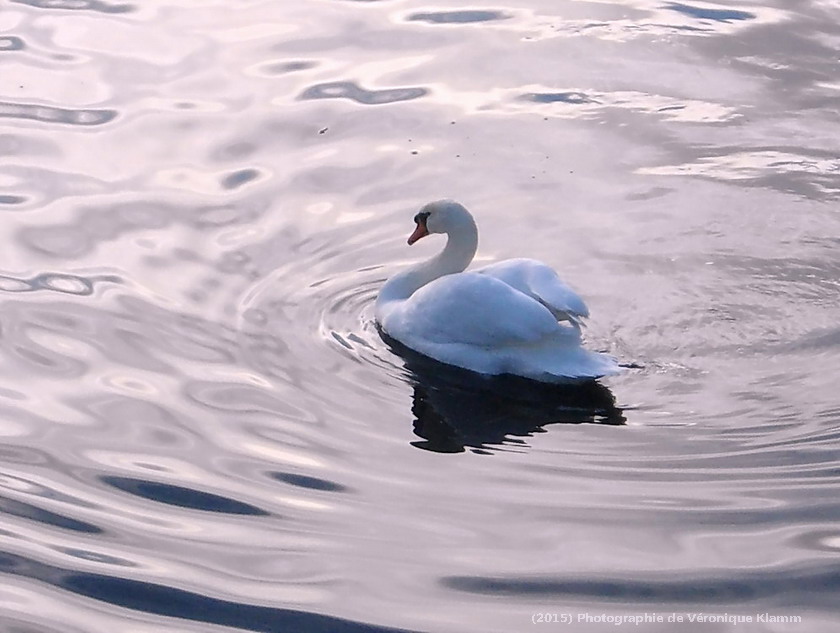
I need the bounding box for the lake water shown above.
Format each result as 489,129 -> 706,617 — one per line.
1,0 -> 839,631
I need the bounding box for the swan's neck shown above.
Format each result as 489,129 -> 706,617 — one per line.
377,222 -> 478,308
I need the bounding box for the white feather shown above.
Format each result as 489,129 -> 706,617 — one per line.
375,200 -> 620,382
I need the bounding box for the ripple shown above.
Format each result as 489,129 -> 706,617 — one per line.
184,381 -> 312,422
56,547 -> 138,567
1,2 -> 837,631
506,87 -> 740,123
210,141 -> 257,162
10,0 -> 135,14
443,563 -> 840,606
271,472 -> 349,493
406,10 -> 511,24
0,134 -> 61,157
518,2 -> 783,42
18,198 -> 269,258
0,36 -> 25,51
639,150 -> 840,198
249,60 -> 318,77
521,91 -> 596,105
0,102 -> 117,127
100,477 -> 269,516
0,496 -> 102,533
0,271 -> 119,296
665,2 -> 756,23
220,168 -> 262,190
299,81 -> 428,105
0,551 -> 412,633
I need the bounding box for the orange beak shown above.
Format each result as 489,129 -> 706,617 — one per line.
407,221 -> 429,245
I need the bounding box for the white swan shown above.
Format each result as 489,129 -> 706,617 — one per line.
375,200 -> 620,382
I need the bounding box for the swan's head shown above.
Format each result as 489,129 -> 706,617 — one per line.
407,199 -> 473,245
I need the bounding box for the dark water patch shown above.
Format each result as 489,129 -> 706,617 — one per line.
220,168 -> 261,190
443,564 -> 840,606
0,36 -> 26,51
0,102 -> 117,127
10,0 -> 135,14
407,10 -> 510,24
665,3 -> 756,22
0,551 -> 413,633
66,575 -> 405,632
0,272 -> 118,296
299,81 -> 428,105
0,194 -> 27,205
100,476 -> 269,516
520,91 -> 595,105
0,496 -> 102,534
261,60 -> 317,75
271,472 -> 349,492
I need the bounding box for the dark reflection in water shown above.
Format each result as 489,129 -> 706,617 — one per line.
0,551 -> 414,633
382,333 -> 624,453
100,476 -> 269,516
0,271 -> 119,296
665,3 -> 756,23
271,472 -> 350,493
220,168 -> 261,190
10,0 -> 135,14
0,102 -> 117,127
444,564 -> 840,608
299,81 -> 428,105
0,36 -> 26,51
0,496 -> 102,534
521,91 -> 596,105
407,10 -> 511,25
259,60 -> 318,75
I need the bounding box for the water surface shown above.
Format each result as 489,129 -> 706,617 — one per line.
1,0 -> 839,631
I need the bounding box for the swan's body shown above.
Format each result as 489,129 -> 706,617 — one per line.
375,200 -> 620,382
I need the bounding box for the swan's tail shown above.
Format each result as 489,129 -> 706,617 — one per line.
516,341 -> 622,382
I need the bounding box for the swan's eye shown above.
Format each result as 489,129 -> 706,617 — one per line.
414,211 -> 430,225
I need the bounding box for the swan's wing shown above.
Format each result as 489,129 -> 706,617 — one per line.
388,272 -> 564,348
476,258 -> 589,324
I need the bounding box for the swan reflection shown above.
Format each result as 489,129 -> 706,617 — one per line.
384,335 -> 624,453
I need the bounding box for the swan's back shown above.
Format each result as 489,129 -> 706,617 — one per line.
381,272 -> 618,381
477,258 -> 589,324
385,272 -> 562,347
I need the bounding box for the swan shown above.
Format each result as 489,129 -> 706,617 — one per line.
375,200 -> 620,382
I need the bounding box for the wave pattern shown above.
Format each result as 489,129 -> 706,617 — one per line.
0,0 -> 838,632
